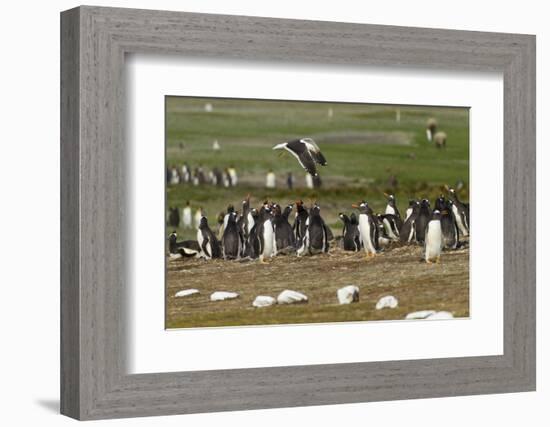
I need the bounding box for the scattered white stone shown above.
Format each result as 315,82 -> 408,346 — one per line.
375,295 -> 398,310
405,310 -> 436,320
277,290 -> 308,305
426,311 -> 454,320
175,289 -> 200,298
210,291 -> 240,301
252,295 -> 276,308
337,285 -> 360,305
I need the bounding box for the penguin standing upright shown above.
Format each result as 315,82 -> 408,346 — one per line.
384,193 -> 402,221
168,207 -> 180,228
256,204 -> 275,263
379,214 -> 401,241
272,204 -> 296,254
182,201 -> 192,229
197,216 -> 222,259
448,188 -> 470,236
221,211 -> 242,260
415,199 -> 432,244
238,195 -> 253,257
339,213 -> 361,252
404,199 -> 416,221
246,208 -> 260,259
293,200 -> 309,245
400,200 -> 420,243
298,203 -> 329,255
282,204 -> 293,221
435,195 -> 459,249
167,231 -> 201,259
424,210 -> 443,263
353,201 -> 378,258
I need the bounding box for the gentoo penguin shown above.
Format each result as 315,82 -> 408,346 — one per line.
222,204 -> 235,233
435,196 -> 459,249
196,216 -> 222,259
424,210 -> 443,263
400,200 -> 420,243
293,200 -> 309,245
237,195 -> 254,257
167,231 -> 201,259
221,211 -> 242,260
415,199 -> 432,244
448,188 -> 470,236
378,214 -> 401,241
426,118 -> 437,142
168,207 -> 180,228
298,203 -> 329,255
384,193 -> 401,220
272,138 -> 327,176
194,207 -> 203,229
256,204 -> 275,263
404,199 -> 416,221
246,208 -> 260,259
282,204 -> 293,221
272,204 -> 296,254
353,201 -> 378,258
182,201 -> 192,229
339,213 -> 361,252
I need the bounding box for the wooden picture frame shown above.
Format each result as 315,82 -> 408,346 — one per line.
60,6 -> 536,420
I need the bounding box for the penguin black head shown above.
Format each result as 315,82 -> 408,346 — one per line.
408,199 -> 417,207
227,205 -> 235,214
199,216 -> 209,229
168,231 -> 177,242
310,203 -> 321,216
352,201 -> 371,214
431,210 -> 442,221
435,195 -> 446,211
338,213 -> 350,224
350,213 -> 358,224
420,199 -> 431,208
383,193 -> 396,204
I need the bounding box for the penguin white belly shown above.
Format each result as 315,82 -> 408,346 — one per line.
452,204 -> 469,236
425,221 -> 443,261
405,208 -> 412,221
246,213 -> 254,235
358,215 -> 376,254
262,220 -> 274,257
385,205 -> 395,216
383,218 -> 399,240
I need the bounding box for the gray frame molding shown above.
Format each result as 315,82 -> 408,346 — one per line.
60,6 -> 536,420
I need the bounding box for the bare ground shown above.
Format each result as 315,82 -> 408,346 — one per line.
166,240 -> 469,329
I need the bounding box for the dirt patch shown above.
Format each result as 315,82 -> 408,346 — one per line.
166,240 -> 469,328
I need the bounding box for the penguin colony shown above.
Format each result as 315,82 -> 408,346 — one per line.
168,188 -> 469,264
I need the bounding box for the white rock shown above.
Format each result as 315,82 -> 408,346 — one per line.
337,285 -> 360,305
405,310 -> 436,320
277,290 -> 308,304
426,311 -> 454,320
252,295 -> 276,308
375,295 -> 398,310
210,291 -> 240,301
175,289 -> 200,298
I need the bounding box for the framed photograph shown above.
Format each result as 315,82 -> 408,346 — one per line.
61,6 -> 536,420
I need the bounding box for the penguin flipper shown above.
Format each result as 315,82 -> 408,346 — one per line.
201,237 -> 211,259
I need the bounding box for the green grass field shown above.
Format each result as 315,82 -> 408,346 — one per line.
165,96 -> 470,328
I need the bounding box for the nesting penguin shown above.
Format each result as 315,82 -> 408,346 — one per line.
297,203 -> 330,256
339,213 -> 361,252
415,199 -> 432,244
424,210 -> 443,263
353,201 -> 378,258
221,211 -> 242,260
448,188 -> 470,236
197,216 -> 222,259
167,231 -> 201,259
378,214 -> 401,241
272,203 -> 296,254
400,200 -> 420,243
